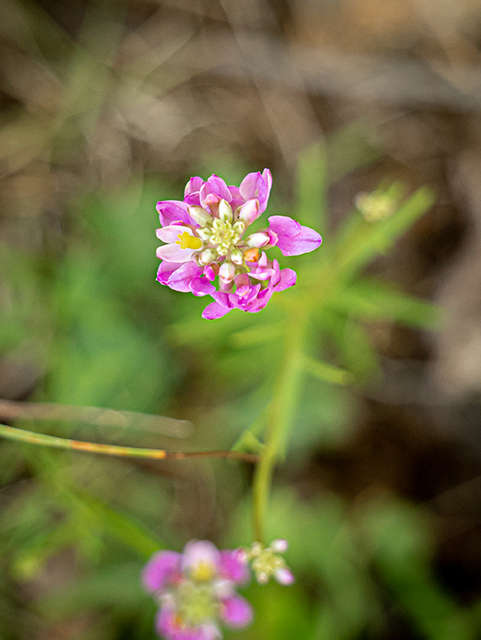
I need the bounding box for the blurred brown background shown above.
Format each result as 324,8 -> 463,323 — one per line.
3,0 -> 481,635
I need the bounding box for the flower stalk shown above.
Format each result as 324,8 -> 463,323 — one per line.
252,315 -> 306,542
0,424 -> 258,463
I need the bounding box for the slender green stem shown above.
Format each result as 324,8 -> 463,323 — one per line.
0,424 -> 258,463
252,316 -> 306,542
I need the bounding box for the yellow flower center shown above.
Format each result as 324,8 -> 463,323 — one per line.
190,561 -> 216,582
176,231 -> 203,250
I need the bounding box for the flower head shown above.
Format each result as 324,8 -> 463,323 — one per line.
242,539 -> 294,586
155,170 -> 322,318
143,541 -> 252,640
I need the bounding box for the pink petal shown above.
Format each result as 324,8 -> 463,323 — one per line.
200,175 -> 232,207
211,291 -> 234,308
198,624 -> 222,640
203,264 -> 218,282
238,198 -> 260,225
156,225 -> 192,243
239,169 -> 272,213
275,567 -> 295,585
167,262 -> 203,291
202,302 -> 232,320
274,268 -> 297,292
156,244 -> 196,263
184,176 -> 204,197
190,277 -> 216,297
142,551 -> 181,593
220,596 -> 253,628
157,201 -> 194,227
275,225 -> 322,256
219,550 -> 250,584
249,268 -> 275,281
267,215 -> 301,238
234,273 -> 250,287
157,261 -> 181,285
156,610 -> 205,640
262,168 -> 273,204
228,185 -> 244,211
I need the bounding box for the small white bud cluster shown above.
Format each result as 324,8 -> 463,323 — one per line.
242,539 -> 294,586
355,190 -> 397,223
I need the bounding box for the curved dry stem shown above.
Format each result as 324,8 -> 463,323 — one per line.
0,424 -> 258,464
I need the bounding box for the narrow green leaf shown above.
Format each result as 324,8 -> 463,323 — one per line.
328,278 -> 441,329
81,494 -> 163,559
334,187 -> 435,279
295,142 -> 328,231
231,322 -> 286,347
301,355 -> 352,385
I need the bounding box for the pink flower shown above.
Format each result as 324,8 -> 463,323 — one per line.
155,171 -> 321,318
143,541 -> 253,640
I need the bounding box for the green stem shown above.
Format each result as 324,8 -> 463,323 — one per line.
252,316 -> 306,542
0,424 -> 258,463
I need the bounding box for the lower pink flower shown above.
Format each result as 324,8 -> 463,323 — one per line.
143,541 -> 253,640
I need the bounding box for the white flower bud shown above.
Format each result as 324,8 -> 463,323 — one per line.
198,249 -> 217,265
219,261 -> 235,283
246,232 -> 269,248
218,199 -> 233,223
238,199 -> 259,225
271,539 -> 289,553
197,228 -> 213,242
230,248 -> 244,265
188,206 -> 212,227
233,220 -> 245,234
256,572 -> 269,584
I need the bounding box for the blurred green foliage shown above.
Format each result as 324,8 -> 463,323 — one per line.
1,132 -> 478,640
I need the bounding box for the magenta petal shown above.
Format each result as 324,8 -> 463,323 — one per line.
156,610 -> 204,640
142,551 -> 181,593
200,175 -> 232,206
274,268 -> 297,291
262,168 -> 273,204
157,261 -> 181,285
221,596 -> 253,628
275,567 -> 295,585
203,265 -> 217,282
157,201 -> 194,227
276,225 -> 322,256
239,169 -> 272,213
185,176 -> 204,197
202,302 -> 232,320
238,198 -> 260,225
220,550 -> 250,584
211,291 -> 234,308
267,215 -> 301,238
228,185 -> 243,211
190,277 -> 216,297
167,262 -> 203,292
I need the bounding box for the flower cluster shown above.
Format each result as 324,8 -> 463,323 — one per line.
143,540 -> 252,640
242,539 -> 294,585
156,170 -> 322,319
143,539 -> 294,640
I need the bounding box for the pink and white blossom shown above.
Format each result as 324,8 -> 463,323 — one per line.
155,170 -> 322,318
143,541 -> 252,640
